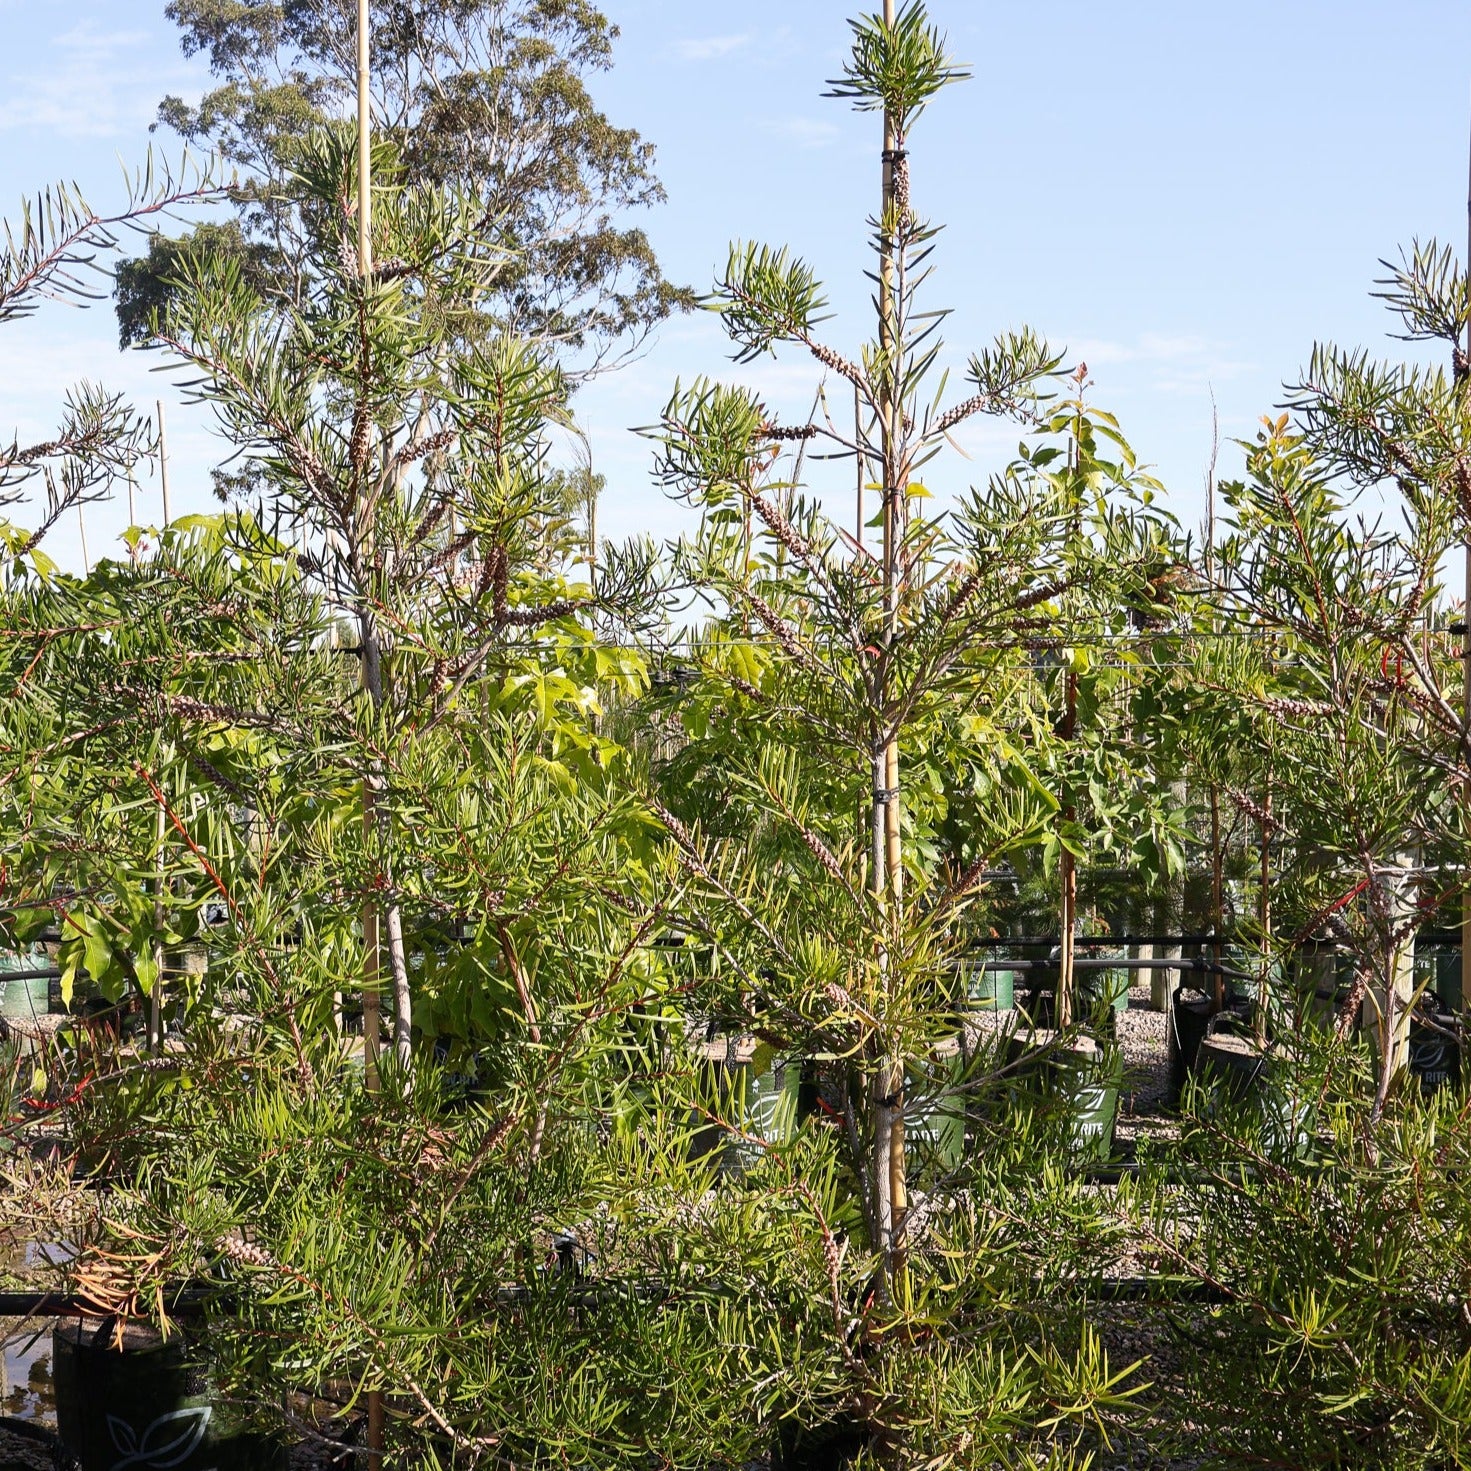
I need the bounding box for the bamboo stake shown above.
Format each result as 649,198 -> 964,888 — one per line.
76,502 -> 89,575
878,0 -> 900,906
356,7 -> 384,1460
1057,371 -> 1085,1032
358,14 -> 372,282
1206,392 -> 1225,1010
854,383 -> 864,551
1058,396 -> 1077,1031
1058,678 -> 1077,1033
869,0 -> 908,1290
150,801 -> 166,1054
1210,789 -> 1225,1011
355,0 -> 381,1098
1257,781 -> 1271,1048
1463,535 -> 1470,1012
587,464 -> 598,574
149,406 -> 172,1053
1462,110 -> 1471,1013
157,400 -> 172,526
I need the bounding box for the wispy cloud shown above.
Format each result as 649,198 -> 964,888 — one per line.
0,20 -> 186,140
761,114 -> 840,150
671,34 -> 751,63
56,22 -> 154,56
1067,332 -> 1212,367
1063,331 -> 1255,397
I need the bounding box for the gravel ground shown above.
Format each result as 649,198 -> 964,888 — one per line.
1118,985 -> 1171,1105
0,1421 -> 53,1471
965,982 -> 1179,1136
1115,984 -> 1181,1151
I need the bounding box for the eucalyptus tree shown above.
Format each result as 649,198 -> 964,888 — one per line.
648,0 -> 1167,1324
120,0 -> 690,369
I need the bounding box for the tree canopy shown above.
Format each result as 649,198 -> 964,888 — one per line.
117,0 -> 692,367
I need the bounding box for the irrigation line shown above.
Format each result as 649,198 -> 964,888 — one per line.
0,1268 -> 1233,1322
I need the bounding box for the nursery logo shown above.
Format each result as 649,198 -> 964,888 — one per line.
106,1406 -> 213,1471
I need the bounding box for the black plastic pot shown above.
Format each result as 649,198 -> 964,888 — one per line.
1168,986 -> 1212,1107
1194,1031 -> 1314,1160
1018,978 -> 1125,1038
1408,1007 -> 1460,1095
53,1320 -> 283,1471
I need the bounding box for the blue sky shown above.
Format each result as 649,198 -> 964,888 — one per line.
4,1 -> 1471,568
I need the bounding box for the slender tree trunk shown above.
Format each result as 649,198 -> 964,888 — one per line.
1154,777 -> 1187,1012
1058,858 -> 1076,1028
384,901 -> 413,1070
361,613 -> 383,1091
1374,863 -> 1417,1118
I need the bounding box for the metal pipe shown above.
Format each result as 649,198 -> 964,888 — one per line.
966,956 -> 1255,982
963,934 -> 1233,948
